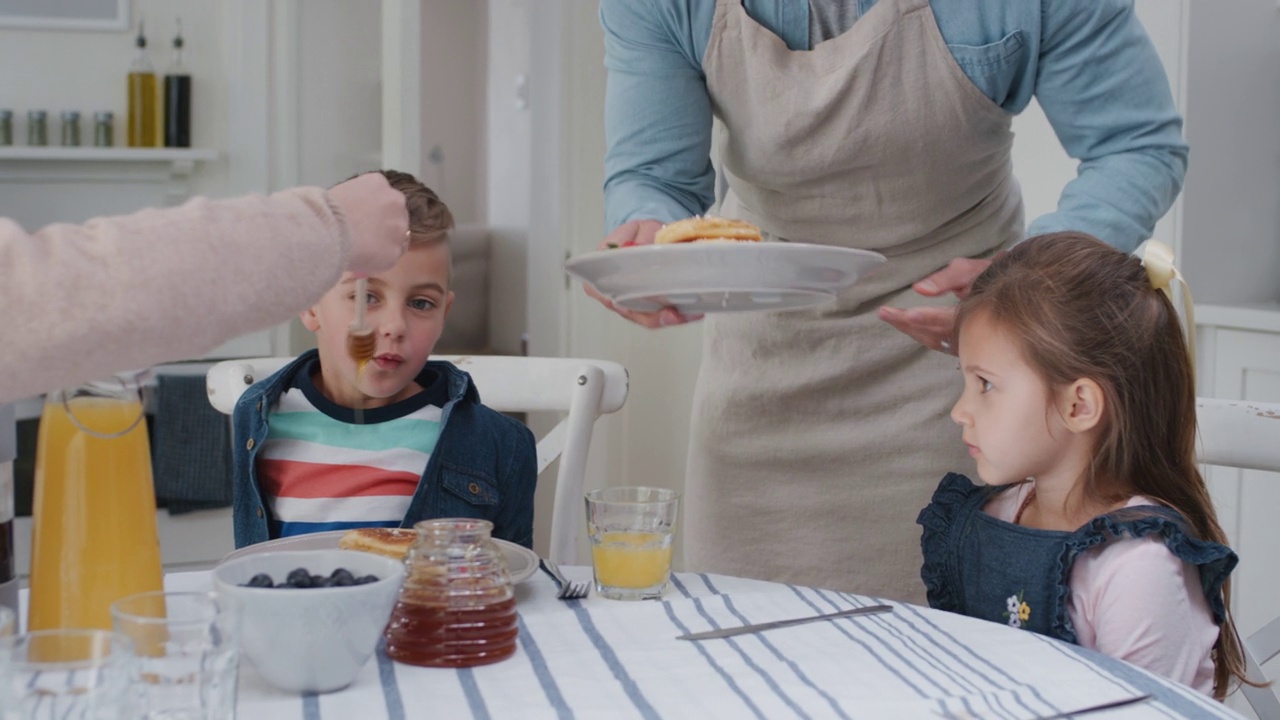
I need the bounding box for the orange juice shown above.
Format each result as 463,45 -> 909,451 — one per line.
590,531 -> 673,589
27,395 -> 163,631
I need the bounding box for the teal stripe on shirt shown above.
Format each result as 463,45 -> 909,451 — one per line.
266,411 -> 442,453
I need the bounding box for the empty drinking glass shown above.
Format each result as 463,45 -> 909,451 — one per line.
110,591 -> 240,720
0,628 -> 132,720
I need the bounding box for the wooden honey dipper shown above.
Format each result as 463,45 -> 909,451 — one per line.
347,277 -> 376,370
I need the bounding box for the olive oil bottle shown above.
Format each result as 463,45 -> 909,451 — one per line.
127,19 -> 159,147
164,19 -> 191,148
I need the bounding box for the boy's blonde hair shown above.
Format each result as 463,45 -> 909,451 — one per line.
377,170 -> 454,284
378,169 -> 453,245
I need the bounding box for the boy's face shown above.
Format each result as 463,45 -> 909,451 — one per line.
302,241 -> 454,409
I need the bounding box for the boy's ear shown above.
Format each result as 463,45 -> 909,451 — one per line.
1059,378 -> 1105,433
300,306 -> 321,332
443,290 -> 455,318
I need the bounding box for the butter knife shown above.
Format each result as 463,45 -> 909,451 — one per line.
677,604 -> 893,641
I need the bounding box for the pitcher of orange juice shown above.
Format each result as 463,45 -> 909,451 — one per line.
27,370 -> 164,631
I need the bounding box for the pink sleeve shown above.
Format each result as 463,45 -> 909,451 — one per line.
1068,535 -> 1218,694
0,188 -> 351,403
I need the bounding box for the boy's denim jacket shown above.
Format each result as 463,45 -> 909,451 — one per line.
231,350 -> 537,549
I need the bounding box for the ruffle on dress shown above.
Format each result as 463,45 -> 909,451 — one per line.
916,472 -> 990,613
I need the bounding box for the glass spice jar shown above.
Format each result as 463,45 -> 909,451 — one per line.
383,519 -> 518,668
60,111 -> 81,147
93,112 -> 115,147
27,110 -> 48,146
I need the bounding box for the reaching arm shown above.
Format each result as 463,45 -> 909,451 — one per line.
1030,0 -> 1188,251
600,0 -> 716,232
0,189 -> 351,403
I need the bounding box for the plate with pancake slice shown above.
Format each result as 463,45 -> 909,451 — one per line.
219,529 -> 539,584
565,216 -> 886,313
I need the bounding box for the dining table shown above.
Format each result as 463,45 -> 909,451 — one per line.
17,566 -> 1246,719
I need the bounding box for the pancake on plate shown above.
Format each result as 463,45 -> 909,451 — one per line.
654,216 -> 762,245
338,527 -> 416,560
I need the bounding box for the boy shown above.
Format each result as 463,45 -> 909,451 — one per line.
231,171 -> 537,548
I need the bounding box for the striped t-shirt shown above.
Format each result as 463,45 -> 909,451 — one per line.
256,360 -> 449,538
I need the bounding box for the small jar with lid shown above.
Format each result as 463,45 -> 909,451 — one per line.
0,110 -> 12,146
60,111 -> 81,147
27,110 -> 48,146
383,519 -> 517,668
93,112 -> 115,147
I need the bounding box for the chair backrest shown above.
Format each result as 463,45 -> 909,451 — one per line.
207,355 -> 628,564
1197,398 -> 1280,718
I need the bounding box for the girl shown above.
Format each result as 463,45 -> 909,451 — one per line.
918,232 -> 1247,699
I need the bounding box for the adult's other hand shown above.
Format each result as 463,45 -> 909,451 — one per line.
329,172 -> 411,275
582,219 -> 705,329
878,256 -> 996,354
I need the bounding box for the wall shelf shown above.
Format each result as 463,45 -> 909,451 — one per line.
0,147 -> 218,162
0,146 -> 219,206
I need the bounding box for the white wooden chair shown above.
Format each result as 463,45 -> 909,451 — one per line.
206,355 -> 628,564
1197,398 -> 1280,718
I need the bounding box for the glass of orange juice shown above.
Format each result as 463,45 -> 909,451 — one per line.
585,487 -> 679,601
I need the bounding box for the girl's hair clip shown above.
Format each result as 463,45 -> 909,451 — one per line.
1135,240 -> 1196,370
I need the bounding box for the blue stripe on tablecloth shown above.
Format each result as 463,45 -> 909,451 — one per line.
375,640 -> 405,720
459,668 -> 491,719
516,614 -> 574,719
1043,636 -> 1225,720
719,594 -> 852,719
813,589 -> 992,701
569,599 -> 661,719
661,600 -> 768,719
303,691 -> 320,720
896,601 -> 1059,718
668,573 -> 696,598
687,595 -> 813,718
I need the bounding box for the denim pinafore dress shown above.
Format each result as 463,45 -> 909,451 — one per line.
917,473 -> 1236,642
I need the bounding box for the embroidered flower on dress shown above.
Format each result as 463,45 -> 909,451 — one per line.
1002,591 -> 1030,629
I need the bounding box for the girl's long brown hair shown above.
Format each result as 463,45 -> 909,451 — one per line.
955,232 -> 1247,699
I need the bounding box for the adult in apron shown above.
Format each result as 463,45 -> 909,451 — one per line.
685,0 -> 1022,601
593,0 -> 1186,603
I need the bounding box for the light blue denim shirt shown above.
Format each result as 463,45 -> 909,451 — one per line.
601,0 -> 1188,252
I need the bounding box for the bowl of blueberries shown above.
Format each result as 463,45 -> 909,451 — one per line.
212,549 -> 405,693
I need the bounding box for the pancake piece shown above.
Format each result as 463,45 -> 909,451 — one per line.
654,216 -> 762,245
338,527 -> 416,560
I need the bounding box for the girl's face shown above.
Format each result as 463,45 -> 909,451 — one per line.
302,242 -> 454,409
949,312 -> 1074,487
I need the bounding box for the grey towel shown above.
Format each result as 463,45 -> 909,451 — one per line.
152,374 -> 233,514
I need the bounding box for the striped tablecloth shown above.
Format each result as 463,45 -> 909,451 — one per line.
158,568 -> 1240,720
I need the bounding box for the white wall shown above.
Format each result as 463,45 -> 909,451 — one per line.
1181,0 -> 1280,306
0,0 -> 230,217
419,0 -> 485,225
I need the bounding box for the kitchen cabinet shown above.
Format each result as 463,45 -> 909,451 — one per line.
1196,305 -> 1280,717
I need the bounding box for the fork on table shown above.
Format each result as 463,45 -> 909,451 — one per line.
539,558 -> 590,600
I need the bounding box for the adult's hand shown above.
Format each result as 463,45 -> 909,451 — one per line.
877,256 -> 996,354
582,219 -> 705,329
329,172 -> 411,275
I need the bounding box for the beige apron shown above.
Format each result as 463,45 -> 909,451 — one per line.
688,0 -> 1024,602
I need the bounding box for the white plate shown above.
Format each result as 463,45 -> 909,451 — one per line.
218,530 -> 539,585
564,241 -> 886,313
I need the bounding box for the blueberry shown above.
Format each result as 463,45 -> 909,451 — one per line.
330,568 -> 356,587
355,574 -> 380,585
310,574 -> 327,587
286,568 -> 313,588
243,573 -> 274,588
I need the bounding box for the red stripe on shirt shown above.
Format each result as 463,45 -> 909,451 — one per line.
258,458 -> 420,499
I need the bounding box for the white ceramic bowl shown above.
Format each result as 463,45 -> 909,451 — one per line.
212,549 -> 405,693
